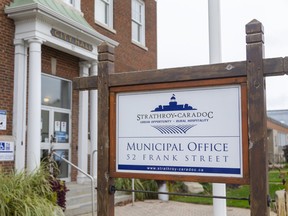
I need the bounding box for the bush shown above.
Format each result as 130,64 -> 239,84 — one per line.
50,178 -> 69,211
115,178 -> 147,200
0,165 -> 65,216
115,178 -> 189,200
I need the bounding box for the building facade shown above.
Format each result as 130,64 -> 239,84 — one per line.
268,110 -> 288,125
267,117 -> 288,164
0,0 -> 157,182
267,111 -> 288,164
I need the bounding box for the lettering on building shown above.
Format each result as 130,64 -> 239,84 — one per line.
51,28 -> 93,51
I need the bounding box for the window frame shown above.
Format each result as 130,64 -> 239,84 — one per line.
131,0 -> 146,47
95,0 -> 114,30
63,0 -> 81,11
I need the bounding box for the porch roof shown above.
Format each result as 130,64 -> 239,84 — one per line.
5,0 -> 118,48
8,0 -> 92,29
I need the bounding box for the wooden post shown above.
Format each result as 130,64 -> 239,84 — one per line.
97,42 -> 115,216
246,19 -> 269,216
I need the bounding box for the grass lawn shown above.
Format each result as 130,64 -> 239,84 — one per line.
170,169 -> 286,209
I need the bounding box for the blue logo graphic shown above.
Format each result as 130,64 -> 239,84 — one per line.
0,143 -> 4,150
151,94 -> 197,112
150,94 -> 197,134
151,124 -> 196,134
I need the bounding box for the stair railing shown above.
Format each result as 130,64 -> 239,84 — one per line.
52,151 -> 96,216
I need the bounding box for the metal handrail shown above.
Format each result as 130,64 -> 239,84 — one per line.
52,151 -> 95,216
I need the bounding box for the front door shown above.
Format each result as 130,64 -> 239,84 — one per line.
41,108 -> 71,181
41,74 -> 72,182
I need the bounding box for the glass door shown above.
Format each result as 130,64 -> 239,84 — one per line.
41,108 -> 71,182
41,74 -> 72,181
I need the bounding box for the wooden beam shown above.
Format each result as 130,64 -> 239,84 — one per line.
246,19 -> 269,216
97,42 -> 115,216
73,56 -> 288,91
109,61 -> 246,86
73,76 -> 98,91
264,57 -> 288,76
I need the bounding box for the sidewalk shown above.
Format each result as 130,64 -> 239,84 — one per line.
116,200 -> 250,216
80,200 -> 277,216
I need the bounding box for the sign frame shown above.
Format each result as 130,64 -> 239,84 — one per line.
109,77 -> 249,184
0,141 -> 14,161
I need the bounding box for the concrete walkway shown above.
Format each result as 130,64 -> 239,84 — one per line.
80,200 -> 277,216
116,200 -> 250,216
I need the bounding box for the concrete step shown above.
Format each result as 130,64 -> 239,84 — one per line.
66,193 -> 96,207
64,183 -> 132,216
65,183 -> 96,216
66,182 -> 93,197
65,201 -> 95,216
115,191 -> 133,205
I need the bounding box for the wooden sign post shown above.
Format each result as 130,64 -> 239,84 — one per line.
97,43 -> 115,216
246,20 -> 269,216
73,20 -> 288,216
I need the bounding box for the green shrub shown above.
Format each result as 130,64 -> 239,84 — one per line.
115,179 -> 189,200
115,178 -> 147,200
169,181 -> 188,193
0,165 -> 64,216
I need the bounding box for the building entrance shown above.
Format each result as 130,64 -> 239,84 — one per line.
41,74 -> 72,181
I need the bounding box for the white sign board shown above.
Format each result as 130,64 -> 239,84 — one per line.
0,110 -> 7,130
0,141 -> 14,161
116,85 -> 243,178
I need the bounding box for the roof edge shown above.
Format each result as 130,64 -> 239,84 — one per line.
5,1 -> 119,47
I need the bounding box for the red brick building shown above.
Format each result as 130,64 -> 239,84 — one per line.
0,0 -> 157,182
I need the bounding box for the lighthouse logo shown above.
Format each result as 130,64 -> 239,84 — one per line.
150,94 -> 197,134
136,94 -> 214,135
151,94 -> 197,112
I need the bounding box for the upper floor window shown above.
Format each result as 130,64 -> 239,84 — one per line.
132,0 -> 145,46
63,0 -> 81,11
95,0 -> 114,28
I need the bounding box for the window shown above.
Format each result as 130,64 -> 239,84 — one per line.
132,0 -> 145,46
41,75 -> 72,110
95,0 -> 113,28
63,0 -> 81,11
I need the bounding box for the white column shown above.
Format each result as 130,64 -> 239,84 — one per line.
77,61 -> 90,184
13,39 -> 28,172
90,61 -> 98,179
208,1 -> 227,216
26,38 -> 43,173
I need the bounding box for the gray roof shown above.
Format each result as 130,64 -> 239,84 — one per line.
267,110 -> 288,126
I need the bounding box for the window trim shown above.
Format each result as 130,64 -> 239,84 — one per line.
131,0 -> 146,46
95,0 -> 114,30
62,0 -> 81,11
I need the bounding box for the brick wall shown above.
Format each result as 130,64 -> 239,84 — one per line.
82,0 -> 157,72
0,0 -> 14,137
0,0 -> 15,172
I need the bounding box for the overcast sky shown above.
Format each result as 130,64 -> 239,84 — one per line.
157,0 -> 288,110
